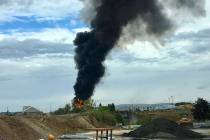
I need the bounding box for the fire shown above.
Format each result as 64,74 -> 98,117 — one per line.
74,99 -> 84,109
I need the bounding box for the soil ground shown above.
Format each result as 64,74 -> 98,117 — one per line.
0,114 -> 106,140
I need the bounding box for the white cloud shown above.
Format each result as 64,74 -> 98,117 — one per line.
0,54 -> 76,96
0,28 -> 76,44
125,41 -> 162,59
0,0 -> 83,22
0,27 -> 91,44
0,39 -> 75,60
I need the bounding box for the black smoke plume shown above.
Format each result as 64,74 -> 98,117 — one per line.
73,0 -> 205,101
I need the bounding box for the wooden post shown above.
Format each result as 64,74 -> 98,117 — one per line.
89,128 -> 113,140
96,130 -> 98,140
110,129 -> 113,140
101,130 -> 103,139
106,129 -> 108,140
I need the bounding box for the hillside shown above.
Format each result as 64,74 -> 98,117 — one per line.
0,114 -> 106,140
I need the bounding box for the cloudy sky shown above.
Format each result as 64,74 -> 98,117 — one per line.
0,0 -> 210,112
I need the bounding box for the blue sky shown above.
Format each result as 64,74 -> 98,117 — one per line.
0,0 -> 210,112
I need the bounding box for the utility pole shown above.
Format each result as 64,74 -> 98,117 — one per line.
6,107 -> 9,115
171,96 -> 174,105
50,104 -> 52,114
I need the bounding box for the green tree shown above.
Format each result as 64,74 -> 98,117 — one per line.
108,103 -> 116,112
89,104 -> 124,126
192,98 -> 210,121
64,104 -> 71,113
54,103 -> 72,115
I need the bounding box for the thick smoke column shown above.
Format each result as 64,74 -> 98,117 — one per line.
73,0 -> 205,101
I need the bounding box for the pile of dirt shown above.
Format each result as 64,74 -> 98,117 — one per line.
0,114 -> 108,140
0,116 -> 43,140
124,118 -> 204,139
37,114 -> 96,134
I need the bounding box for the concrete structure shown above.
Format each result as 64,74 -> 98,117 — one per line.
22,106 -> 43,115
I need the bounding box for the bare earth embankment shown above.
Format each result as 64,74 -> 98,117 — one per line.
0,114 -> 210,140
0,114 -> 106,140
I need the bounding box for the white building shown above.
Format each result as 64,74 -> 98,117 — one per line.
22,106 -> 43,115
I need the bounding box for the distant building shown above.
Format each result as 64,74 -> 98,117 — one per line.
22,106 -> 43,115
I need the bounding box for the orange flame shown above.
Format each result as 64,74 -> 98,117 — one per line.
74,99 -> 84,109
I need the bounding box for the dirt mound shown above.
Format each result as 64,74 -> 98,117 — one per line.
38,114 -> 96,134
0,114 -> 108,140
124,118 -> 203,139
0,116 -> 43,140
